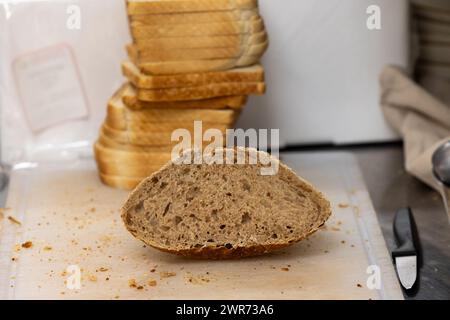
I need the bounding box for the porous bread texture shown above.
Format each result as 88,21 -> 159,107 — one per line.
121,148 -> 332,259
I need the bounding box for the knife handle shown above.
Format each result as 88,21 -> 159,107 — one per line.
392,208 -> 417,258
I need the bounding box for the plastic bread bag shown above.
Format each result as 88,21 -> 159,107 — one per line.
0,0 -> 130,165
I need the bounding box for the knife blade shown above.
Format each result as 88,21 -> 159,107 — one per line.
392,208 -> 419,290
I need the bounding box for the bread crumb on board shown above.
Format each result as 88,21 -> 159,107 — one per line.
281,267 -> 290,272
148,279 -> 157,287
128,279 -> 138,288
160,271 -> 177,279
21,241 -> 33,249
185,272 -> 213,285
43,246 -> 53,251
7,216 -> 21,225
338,203 -> 350,209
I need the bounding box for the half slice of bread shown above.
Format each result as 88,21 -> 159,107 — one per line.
121,148 -> 332,259
127,0 -> 258,15
122,61 -> 264,89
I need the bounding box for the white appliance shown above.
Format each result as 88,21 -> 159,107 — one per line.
0,0 -> 410,164
237,0 -> 410,146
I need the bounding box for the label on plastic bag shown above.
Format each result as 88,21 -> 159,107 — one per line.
13,44 -> 89,132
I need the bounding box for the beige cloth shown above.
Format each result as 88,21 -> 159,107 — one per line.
380,66 -> 450,190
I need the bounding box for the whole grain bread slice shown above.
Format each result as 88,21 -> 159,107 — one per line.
121,84 -> 247,110
127,0 -> 258,15
122,61 -> 264,89
121,148 -> 332,259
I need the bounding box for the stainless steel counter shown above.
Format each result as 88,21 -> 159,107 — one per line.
1,145 -> 449,300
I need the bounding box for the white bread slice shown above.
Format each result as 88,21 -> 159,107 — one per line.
135,55 -> 263,75
98,128 -> 226,152
127,0 -> 258,15
95,142 -> 172,163
130,8 -> 258,25
107,87 -> 239,125
121,148 -> 332,259
122,61 -> 264,89
95,146 -> 168,178
106,118 -> 237,132
102,123 -> 229,146
99,173 -> 144,190
107,116 -> 239,132
120,84 -> 247,110
127,40 -> 268,62
115,83 -> 247,111
130,18 -> 264,39
133,81 -> 265,102
133,30 -> 267,49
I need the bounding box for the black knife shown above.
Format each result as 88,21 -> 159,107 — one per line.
392,208 -> 419,290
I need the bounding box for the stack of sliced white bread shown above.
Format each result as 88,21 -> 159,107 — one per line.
95,0 -> 268,190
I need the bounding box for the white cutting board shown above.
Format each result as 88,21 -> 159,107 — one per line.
0,152 -> 403,300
